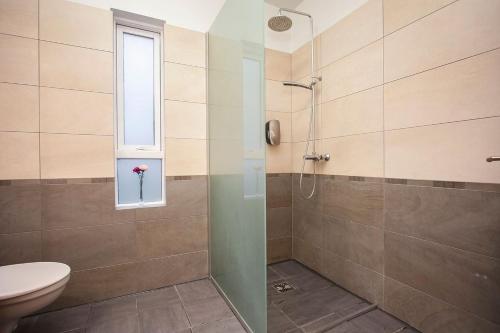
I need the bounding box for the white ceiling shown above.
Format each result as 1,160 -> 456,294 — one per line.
265,0 -> 304,10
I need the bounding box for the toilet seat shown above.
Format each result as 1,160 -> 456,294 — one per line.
0,262 -> 70,300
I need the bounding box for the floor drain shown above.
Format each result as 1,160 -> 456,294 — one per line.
273,282 -> 294,293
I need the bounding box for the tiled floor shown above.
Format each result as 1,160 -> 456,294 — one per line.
15,279 -> 246,333
268,260 -> 420,333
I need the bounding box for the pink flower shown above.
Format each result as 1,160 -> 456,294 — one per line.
132,167 -> 141,174
138,164 -> 149,171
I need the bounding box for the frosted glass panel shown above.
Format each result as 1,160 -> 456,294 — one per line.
243,58 -> 263,152
117,159 -> 162,204
123,33 -> 155,145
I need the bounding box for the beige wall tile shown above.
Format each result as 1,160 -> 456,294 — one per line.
265,48 -> 291,81
292,106 -> 321,143
384,0 -> 456,35
385,49 -> 500,130
164,24 -> 206,68
40,87 -> 113,135
0,34 -> 38,85
266,111 -> 291,143
40,0 -> 113,51
384,0 -> 500,82
40,133 -> 113,178
165,62 -> 206,103
266,79 -> 291,112
0,0 -> 38,38
291,74 -> 321,112
165,138 -> 207,176
385,117 -> 500,183
266,142 -> 292,173
0,83 -> 38,132
322,87 -> 383,138
40,41 -> 113,93
165,100 -> 206,139
321,132 -> 383,177
0,132 -> 39,179
322,40 -> 383,102
320,0 -> 382,67
291,38 -> 320,81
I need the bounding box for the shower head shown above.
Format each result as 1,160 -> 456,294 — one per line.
268,14 -> 293,32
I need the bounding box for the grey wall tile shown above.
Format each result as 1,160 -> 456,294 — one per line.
293,208 -> 322,245
0,231 -> 41,265
293,237 -> 323,272
0,184 -> 41,233
136,215 -> 208,259
268,237 -> 292,264
267,174 -> 292,208
385,232 -> 500,324
385,184 -> 500,258
383,277 -> 500,333
323,177 -> 383,227
323,216 -> 384,273
292,173 -> 322,212
267,206 -> 292,240
42,222 -> 138,270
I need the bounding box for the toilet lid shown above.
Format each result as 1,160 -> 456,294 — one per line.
0,262 -> 70,300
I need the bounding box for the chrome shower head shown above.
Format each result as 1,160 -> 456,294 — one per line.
268,15 -> 293,32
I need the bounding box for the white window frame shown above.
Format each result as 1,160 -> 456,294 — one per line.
114,14 -> 165,209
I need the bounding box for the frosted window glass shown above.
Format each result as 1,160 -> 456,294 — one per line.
243,58 -> 262,151
117,159 -> 162,204
123,33 -> 155,145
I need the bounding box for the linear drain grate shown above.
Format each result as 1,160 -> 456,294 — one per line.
272,282 -> 295,293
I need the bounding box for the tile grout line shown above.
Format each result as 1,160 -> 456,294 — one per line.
173,285 -> 193,329
381,0 -> 386,311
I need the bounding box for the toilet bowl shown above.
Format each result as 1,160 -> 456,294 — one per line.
0,262 -> 70,333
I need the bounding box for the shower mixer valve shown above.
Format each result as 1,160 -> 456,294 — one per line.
303,153 -> 330,162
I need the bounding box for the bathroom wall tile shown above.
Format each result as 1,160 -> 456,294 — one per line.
165,62 -> 206,103
0,83 -> 39,132
40,0 -> 113,51
383,277 -> 500,333
384,49 -> 500,130
385,184 -> 500,258
384,117 -> 500,183
266,79 -> 291,112
42,182 -> 135,229
294,207 -> 322,247
384,0 -> 500,81
292,38 -> 320,81
0,184 -> 41,233
292,140 -> 322,174
42,223 -> 138,271
266,174 -> 292,208
322,40 -> 382,102
323,178 -> 384,228
383,0 -> 455,35
266,143 -> 292,174
165,138 -> 207,176
266,111 -> 291,143
385,231 -> 500,324
323,216 -> 384,273
40,87 -> 113,135
0,34 -> 38,85
137,251 -> 208,291
165,24 -> 206,68
321,132 -> 383,177
292,173 -> 322,212
165,100 -> 206,139
267,207 -> 292,240
291,106 -> 321,143
135,176 -> 207,221
320,0 -> 382,67
40,41 -> 113,93
0,0 -> 38,38
322,87 -> 383,138
290,74 -> 321,112
323,250 -> 383,305
0,231 -> 41,265
268,237 -> 292,264
0,132 -> 39,180
136,215 -> 208,259
40,133 -> 114,179
265,48 -> 291,81
56,262 -> 140,308
293,237 -> 322,273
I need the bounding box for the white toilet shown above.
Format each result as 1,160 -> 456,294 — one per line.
0,262 -> 70,333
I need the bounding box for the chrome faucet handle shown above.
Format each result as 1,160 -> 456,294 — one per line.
486,156 -> 500,162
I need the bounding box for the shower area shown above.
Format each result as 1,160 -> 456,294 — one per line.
208,0 -> 499,332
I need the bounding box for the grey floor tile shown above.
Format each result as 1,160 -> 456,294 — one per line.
267,266 -> 282,283
13,316 -> 37,333
86,314 -> 140,333
325,321 -> 359,333
184,295 -> 234,326
267,279 -> 304,306
33,304 -> 90,333
88,294 -> 137,325
191,317 -> 245,333
287,270 -> 333,292
267,303 -> 298,333
139,302 -> 190,333
349,309 -> 406,333
137,286 -> 181,310
176,279 -> 219,304
271,260 -> 310,278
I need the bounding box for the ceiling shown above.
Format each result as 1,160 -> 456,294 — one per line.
265,0 -> 304,10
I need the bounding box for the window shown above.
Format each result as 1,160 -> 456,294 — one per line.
114,12 -> 165,208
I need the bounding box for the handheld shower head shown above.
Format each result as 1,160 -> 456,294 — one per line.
268,14 -> 292,32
